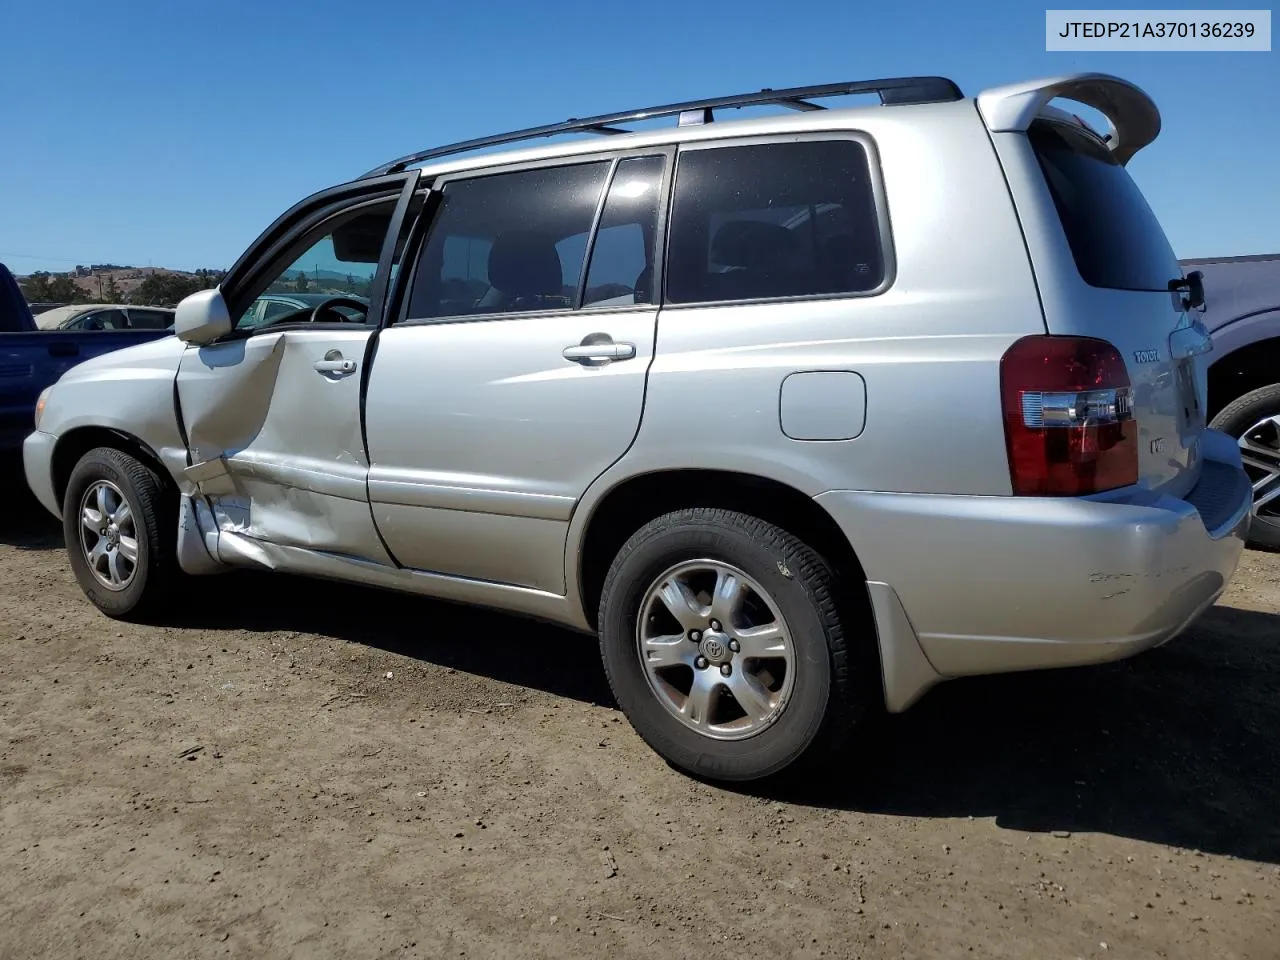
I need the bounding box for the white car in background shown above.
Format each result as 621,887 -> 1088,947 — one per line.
33,304 -> 175,332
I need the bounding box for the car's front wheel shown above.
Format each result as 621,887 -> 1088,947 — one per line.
62,446 -> 177,620
598,507 -> 872,782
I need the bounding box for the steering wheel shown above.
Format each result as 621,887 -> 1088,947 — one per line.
308,296 -> 370,324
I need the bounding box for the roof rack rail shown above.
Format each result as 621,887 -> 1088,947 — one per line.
358,76 -> 963,179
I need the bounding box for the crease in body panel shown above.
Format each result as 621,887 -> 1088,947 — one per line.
180,335 -> 288,464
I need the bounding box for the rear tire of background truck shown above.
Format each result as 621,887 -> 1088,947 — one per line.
62,446 -> 178,620
1210,384 -> 1280,551
597,507 -> 871,782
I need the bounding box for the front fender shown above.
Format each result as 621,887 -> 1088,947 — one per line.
38,337 -> 190,489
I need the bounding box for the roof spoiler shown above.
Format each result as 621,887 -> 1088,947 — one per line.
975,73 -> 1161,165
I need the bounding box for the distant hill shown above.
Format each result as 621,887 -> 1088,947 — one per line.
16,267 -> 210,298
13,266 -> 227,307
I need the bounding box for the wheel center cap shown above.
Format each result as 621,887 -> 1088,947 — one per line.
106,524 -> 119,547
700,633 -> 730,665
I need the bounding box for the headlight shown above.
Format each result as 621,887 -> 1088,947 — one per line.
33,386 -> 52,429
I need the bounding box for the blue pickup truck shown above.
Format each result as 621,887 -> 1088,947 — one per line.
1,263 -> 171,453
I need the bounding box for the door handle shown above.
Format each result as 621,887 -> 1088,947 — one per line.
48,341 -> 79,358
314,358 -> 356,375
562,339 -> 637,365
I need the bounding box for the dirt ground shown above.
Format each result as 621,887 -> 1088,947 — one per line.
1,463 -> 1277,960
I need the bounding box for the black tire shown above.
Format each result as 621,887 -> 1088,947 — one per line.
1210,383 -> 1280,550
62,446 -> 178,620
598,507 -> 874,782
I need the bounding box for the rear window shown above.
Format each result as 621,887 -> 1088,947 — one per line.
1029,119 -> 1178,293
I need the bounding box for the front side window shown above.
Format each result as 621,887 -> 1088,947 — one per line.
666,139 -> 885,305
234,199 -> 399,331
406,161 -> 611,320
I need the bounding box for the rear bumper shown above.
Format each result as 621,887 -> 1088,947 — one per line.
22,430 -> 61,519
819,429 -> 1251,706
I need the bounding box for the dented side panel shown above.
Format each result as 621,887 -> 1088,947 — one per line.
176,328 -> 390,564
176,334 -> 287,464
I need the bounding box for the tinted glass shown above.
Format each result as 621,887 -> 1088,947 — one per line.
583,155 -> 665,306
77,309 -> 128,330
126,309 -> 171,329
263,299 -> 298,321
407,161 -> 610,319
666,140 -> 884,304
1029,120 -> 1179,292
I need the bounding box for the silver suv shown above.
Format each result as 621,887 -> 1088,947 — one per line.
23,72 -> 1253,782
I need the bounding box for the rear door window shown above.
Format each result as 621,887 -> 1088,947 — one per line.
1028,119 -> 1179,292
407,161 -> 611,320
665,139 -> 885,305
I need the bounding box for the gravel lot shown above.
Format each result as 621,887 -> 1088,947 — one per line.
1,460 -> 1277,960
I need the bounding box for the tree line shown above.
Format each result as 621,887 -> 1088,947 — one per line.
19,268 -> 227,307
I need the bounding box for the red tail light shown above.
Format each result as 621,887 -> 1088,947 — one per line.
1000,335 -> 1138,496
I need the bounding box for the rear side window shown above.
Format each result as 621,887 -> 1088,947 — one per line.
407,161 -> 610,319
73,309 -> 128,330
666,139 -> 885,305
1029,120 -> 1179,292
264,299 -> 298,321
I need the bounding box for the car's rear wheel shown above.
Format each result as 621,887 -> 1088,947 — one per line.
1210,383 -> 1280,550
62,446 -> 177,619
598,507 -> 872,782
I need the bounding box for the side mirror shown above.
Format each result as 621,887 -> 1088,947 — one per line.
174,288 -> 232,345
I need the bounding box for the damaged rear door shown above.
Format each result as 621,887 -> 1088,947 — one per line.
176,173 -> 419,565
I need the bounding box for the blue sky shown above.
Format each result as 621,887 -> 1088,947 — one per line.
0,0 -> 1275,273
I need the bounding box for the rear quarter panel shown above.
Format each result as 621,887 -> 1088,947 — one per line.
565,102 -> 1046,603
584,102 -> 1044,499
986,126 -> 1205,498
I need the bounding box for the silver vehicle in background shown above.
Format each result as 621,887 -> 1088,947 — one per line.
23,73 -> 1252,782
33,303 -> 175,331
